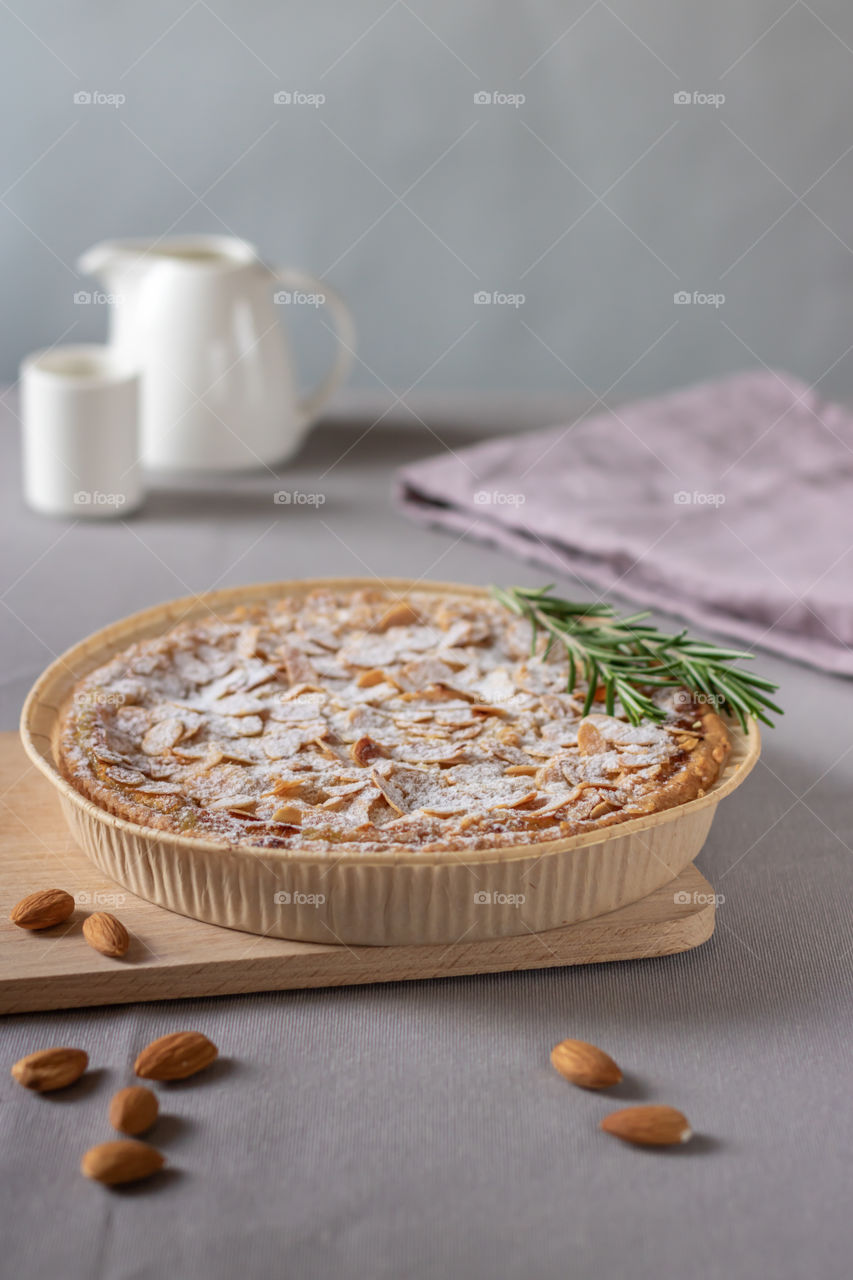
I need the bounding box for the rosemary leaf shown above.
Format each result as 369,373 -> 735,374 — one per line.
491,585 -> 781,728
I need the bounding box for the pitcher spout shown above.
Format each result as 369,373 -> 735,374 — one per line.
77,239 -> 145,288
79,235 -> 259,284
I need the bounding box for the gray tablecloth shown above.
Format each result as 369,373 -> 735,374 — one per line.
2,400 -> 851,1280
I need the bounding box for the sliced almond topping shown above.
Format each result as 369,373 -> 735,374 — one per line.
141,717 -> 184,755
396,658 -> 457,691
396,742 -> 469,766
493,791 -> 539,810
471,703 -> 511,719
134,780 -> 184,795
577,719 -> 607,755
314,737 -> 350,763
526,793 -> 576,817
418,799 -> 467,816
400,684 -> 475,704
235,625 -> 261,658
262,722 -> 327,760
356,668 -> 388,688
372,600 -> 421,631
350,735 -> 389,767
320,782 -> 369,811
265,777 -> 304,797
272,804 -> 302,825
504,764 -> 538,776
230,714 -> 264,737
278,645 -> 319,685
449,723 -> 484,741
215,695 -> 267,718
281,682 -> 325,700
210,795 -> 257,813
370,769 -> 407,813
105,766 -> 147,787
219,748 -> 256,765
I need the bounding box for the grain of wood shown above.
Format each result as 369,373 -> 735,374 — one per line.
0,733 -> 717,1015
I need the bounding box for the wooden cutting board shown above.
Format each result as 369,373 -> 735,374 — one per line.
0,734 -> 716,1013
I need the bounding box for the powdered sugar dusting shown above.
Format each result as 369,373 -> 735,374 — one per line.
60,588 -> 722,852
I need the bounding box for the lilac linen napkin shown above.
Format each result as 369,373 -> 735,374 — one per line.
396,370 -> 853,674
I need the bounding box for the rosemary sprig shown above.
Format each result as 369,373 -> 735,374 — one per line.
491,585 -> 782,730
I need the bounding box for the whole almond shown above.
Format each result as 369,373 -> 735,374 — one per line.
601,1105 -> 692,1147
10,888 -> 75,931
11,1047 -> 88,1092
82,911 -> 130,958
550,1039 -> 622,1089
109,1085 -> 159,1136
134,1031 -> 218,1081
81,1139 -> 165,1186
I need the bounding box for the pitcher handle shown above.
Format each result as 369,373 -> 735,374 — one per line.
271,267 -> 356,424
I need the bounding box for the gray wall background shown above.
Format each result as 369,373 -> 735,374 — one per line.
2,0 -> 852,401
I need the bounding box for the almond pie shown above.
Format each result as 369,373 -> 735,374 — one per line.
59,589 -> 730,852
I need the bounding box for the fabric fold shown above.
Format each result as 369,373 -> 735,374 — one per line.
396,370 -> 853,675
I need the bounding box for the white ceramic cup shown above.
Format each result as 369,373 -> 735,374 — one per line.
21,344 -> 143,518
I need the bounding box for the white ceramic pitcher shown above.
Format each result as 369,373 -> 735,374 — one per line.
78,235 -> 355,471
